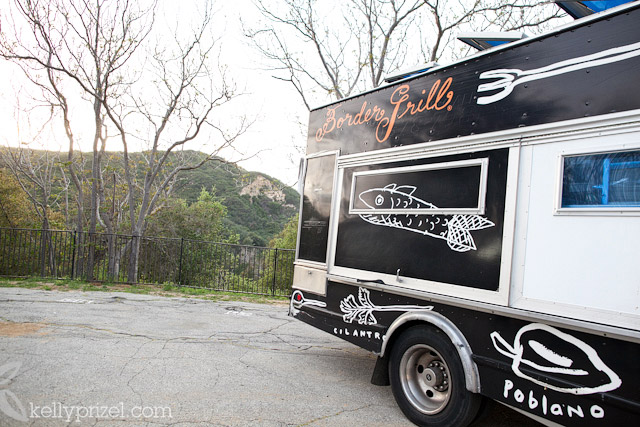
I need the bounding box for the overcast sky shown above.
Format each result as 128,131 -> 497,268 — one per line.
0,0 -> 309,186
0,0 -> 572,187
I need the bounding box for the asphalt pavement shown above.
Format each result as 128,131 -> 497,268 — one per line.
0,287 -> 541,426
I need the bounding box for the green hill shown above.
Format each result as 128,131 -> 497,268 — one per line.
0,149 -> 300,247
172,158 -> 300,246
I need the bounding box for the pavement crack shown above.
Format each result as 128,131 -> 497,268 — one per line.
298,404 -> 374,426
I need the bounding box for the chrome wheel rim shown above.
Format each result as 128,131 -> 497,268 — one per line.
399,344 -> 452,415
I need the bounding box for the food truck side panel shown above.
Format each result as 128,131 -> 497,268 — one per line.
291,284 -> 640,426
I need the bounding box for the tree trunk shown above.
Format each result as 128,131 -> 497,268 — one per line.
127,233 -> 141,284
107,233 -> 116,281
39,216 -> 50,277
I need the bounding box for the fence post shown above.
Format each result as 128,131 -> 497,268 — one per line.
39,229 -> 46,277
177,237 -> 184,286
71,231 -> 77,280
271,248 -> 278,296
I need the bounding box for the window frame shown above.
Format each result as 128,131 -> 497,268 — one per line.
555,146 -> 640,216
347,158 -> 489,216
295,150 -> 340,268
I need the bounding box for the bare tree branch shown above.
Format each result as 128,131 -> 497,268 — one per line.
247,0 -> 567,106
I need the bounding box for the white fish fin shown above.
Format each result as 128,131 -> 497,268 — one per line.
446,215 -> 495,251
446,227 -> 476,252
383,183 -> 397,191
451,215 -> 495,231
393,185 -> 417,196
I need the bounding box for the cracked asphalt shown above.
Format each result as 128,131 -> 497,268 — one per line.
0,288 -> 540,426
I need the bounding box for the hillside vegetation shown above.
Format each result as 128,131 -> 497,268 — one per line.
172,158 -> 300,246
0,149 -> 299,247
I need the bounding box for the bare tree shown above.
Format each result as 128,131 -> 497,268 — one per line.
247,0 -> 566,108
1,0 -> 250,281
247,0 -> 425,109
418,0 -> 564,62
0,148 -> 62,230
103,4 -> 250,281
0,0 -> 156,277
0,147 -> 65,275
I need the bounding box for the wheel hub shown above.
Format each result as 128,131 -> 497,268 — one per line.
423,366 -> 444,388
399,344 -> 452,415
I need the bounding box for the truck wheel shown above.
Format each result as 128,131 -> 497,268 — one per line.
389,325 -> 482,427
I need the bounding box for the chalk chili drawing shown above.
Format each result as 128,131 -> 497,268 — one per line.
357,184 -> 494,252
491,323 -> 622,395
340,287 -> 433,326
477,41 -> 640,105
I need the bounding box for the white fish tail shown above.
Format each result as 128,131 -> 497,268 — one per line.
446,215 -> 495,252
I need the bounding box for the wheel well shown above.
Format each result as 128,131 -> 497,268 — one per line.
383,320 -> 425,359
380,314 -> 481,393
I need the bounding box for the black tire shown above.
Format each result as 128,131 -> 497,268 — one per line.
389,325 -> 482,427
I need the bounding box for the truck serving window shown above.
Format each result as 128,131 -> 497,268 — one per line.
560,150 -> 640,209
349,158 -> 489,216
297,152 -> 337,264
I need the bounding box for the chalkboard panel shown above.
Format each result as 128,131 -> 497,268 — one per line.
334,148 -> 508,290
298,153 -> 336,264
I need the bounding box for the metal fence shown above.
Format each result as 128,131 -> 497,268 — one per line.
0,228 -> 295,296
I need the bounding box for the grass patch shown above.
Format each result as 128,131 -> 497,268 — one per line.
0,277 -> 289,305
0,279 -> 41,289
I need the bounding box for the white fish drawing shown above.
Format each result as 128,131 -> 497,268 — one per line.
491,323 -> 622,395
357,184 -> 494,252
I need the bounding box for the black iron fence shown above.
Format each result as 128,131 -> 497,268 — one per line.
0,228 -> 295,296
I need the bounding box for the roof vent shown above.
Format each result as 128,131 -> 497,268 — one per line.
457,31 -> 527,51
384,62 -> 439,83
555,1 -> 634,19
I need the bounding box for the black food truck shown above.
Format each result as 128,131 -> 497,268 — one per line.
289,1 -> 640,426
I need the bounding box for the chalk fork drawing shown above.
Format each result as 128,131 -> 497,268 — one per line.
358,184 -> 494,252
477,41 -> 640,105
340,287 -> 433,326
491,323 -> 622,395
0,361 -> 28,422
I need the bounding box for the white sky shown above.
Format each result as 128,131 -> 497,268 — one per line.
0,0 -> 571,187
0,0 -> 309,186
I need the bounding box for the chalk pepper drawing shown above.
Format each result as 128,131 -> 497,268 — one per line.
491,323 -> 622,395
340,287 -> 433,326
357,184 -> 494,252
477,41 -> 640,105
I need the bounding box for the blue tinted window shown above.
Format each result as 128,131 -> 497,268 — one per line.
583,1 -> 630,13
486,39 -> 512,47
561,151 -> 640,208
